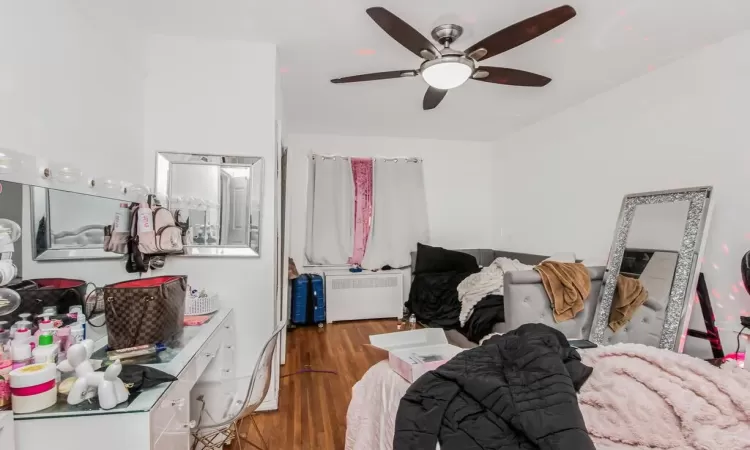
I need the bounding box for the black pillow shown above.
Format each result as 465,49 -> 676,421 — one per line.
413,243 -> 480,275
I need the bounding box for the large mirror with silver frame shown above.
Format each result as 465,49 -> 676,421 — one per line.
31,186 -> 125,261
589,186 -> 713,351
155,152 -> 263,257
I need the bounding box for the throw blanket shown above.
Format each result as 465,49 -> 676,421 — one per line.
580,344 -> 750,449
460,294 -> 504,343
346,344 -> 750,450
394,324 -> 595,450
407,272 -> 469,329
609,275 -> 648,332
534,261 -> 591,323
457,257 -> 532,326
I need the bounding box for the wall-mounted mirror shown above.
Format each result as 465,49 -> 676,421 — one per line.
155,152 -> 263,257
589,187 -> 713,351
31,186 -> 125,261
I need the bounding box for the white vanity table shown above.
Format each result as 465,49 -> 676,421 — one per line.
6,308 -> 236,450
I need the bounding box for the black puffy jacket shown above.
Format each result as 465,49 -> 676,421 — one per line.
393,324 -> 595,450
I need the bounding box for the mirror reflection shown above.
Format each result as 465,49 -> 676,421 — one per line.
605,202 -> 689,346
156,152 -> 263,257
31,186 -> 124,261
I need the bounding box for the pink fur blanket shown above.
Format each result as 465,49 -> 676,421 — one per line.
346,344 -> 750,450
580,344 -> 750,449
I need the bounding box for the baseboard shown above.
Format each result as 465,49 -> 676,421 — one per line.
257,397 -> 278,412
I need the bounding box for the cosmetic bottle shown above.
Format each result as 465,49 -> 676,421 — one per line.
70,306 -> 87,339
69,323 -> 85,347
34,313 -> 59,348
32,332 -> 58,364
57,326 -> 71,360
13,324 -> 33,348
37,313 -> 55,332
11,343 -> 32,369
10,313 -> 32,338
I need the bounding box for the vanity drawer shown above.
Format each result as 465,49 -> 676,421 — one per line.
0,411 -> 14,450
151,381 -> 190,444
194,326 -> 222,380
179,315 -> 228,385
154,430 -> 190,450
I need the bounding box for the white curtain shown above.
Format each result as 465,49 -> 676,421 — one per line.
361,159 -> 429,269
305,156 -> 354,265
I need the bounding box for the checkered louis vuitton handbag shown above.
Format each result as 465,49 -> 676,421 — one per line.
102,275 -> 187,350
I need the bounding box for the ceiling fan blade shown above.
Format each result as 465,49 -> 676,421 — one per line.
331,70 -> 418,84
423,87 -> 447,110
465,5 -> 576,61
472,67 -> 551,87
366,7 -> 440,60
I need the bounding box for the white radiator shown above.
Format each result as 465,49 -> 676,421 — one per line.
324,271 -> 404,323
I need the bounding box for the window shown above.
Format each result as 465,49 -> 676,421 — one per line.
305,155 -> 428,269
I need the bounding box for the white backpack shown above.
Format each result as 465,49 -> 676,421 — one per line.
134,203 -> 184,255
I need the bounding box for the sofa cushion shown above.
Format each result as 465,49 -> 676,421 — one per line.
412,243 -> 480,275
503,266 -> 605,339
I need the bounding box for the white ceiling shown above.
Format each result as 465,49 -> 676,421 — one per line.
77,0 -> 750,141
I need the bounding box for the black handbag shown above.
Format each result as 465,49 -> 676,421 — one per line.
0,278 -> 86,324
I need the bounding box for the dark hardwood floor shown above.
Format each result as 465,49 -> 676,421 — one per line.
234,319 -> 398,450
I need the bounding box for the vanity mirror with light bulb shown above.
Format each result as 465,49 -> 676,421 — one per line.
0,148 -> 244,450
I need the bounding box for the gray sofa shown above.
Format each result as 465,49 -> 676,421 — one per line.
503,266 -> 605,338
410,248 -> 604,349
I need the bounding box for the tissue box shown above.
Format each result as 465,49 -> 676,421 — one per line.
369,328 -> 464,383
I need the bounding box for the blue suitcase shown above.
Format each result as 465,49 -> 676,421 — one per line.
291,274 -> 326,327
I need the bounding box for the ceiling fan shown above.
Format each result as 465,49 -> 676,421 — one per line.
331,5 -> 576,110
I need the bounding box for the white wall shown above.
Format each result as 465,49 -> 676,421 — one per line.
0,1 -> 145,286
143,35 -> 279,400
492,30 -> 750,357
286,133 -> 497,270
0,0 -> 144,180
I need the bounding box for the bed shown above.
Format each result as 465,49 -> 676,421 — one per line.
346,344 -> 750,450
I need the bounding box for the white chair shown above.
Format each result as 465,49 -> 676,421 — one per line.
192,321 -> 286,450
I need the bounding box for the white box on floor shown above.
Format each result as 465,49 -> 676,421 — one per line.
369,328 -> 464,383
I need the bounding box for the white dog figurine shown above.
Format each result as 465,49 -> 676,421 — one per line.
57,341 -> 129,409
87,360 -> 129,410
57,340 -> 98,405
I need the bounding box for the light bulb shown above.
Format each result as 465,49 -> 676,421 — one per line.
92,177 -> 122,191
421,56 -> 474,90
42,164 -> 83,183
126,184 -> 151,200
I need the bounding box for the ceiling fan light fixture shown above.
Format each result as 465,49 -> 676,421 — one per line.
421,56 -> 474,90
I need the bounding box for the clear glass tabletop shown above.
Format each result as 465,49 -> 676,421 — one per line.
13,308 -> 230,420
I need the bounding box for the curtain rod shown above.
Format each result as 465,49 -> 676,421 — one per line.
310,154 -> 422,163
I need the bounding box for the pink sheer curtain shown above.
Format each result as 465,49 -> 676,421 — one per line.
348,158 -> 373,265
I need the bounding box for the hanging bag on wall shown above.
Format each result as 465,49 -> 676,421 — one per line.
0,279 -> 86,324
126,203 -> 150,273
135,195 -> 184,256
103,202 -> 133,255
102,275 -> 187,350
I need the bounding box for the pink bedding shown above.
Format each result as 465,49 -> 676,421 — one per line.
345,344 -> 750,450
